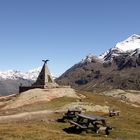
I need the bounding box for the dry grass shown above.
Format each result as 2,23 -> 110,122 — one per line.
0,122 -> 114,140
0,97 -> 77,116
0,91 -> 139,140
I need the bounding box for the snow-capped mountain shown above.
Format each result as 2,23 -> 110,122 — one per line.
0,67 -> 41,81
0,67 -> 57,96
99,34 -> 140,61
0,67 -> 42,96
115,34 -> 140,51
57,34 -> 140,91
80,34 -> 140,63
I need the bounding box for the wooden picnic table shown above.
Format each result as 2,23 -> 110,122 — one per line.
69,114 -> 112,136
78,114 -> 106,123
60,108 -> 81,122
78,114 -> 106,122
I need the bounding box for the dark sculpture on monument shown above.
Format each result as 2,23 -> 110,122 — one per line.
42,59 -> 49,64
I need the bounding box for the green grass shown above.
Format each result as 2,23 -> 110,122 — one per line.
0,92 -> 139,140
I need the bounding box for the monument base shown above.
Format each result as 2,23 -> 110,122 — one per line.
19,83 -> 59,93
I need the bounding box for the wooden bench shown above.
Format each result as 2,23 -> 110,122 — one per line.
69,120 -> 87,129
59,108 -> 81,122
92,120 -> 112,135
109,109 -> 120,117
96,125 -> 112,135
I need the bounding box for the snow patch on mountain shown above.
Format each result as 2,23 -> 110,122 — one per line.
99,47 -> 124,61
130,48 -> 140,56
0,67 -> 41,81
81,54 -> 103,63
115,34 -> 140,51
25,67 -> 42,81
0,67 -> 56,81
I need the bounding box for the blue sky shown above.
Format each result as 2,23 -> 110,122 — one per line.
0,0 -> 140,76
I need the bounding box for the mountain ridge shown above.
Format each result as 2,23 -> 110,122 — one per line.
1,34 -> 140,95
56,34 -> 140,91
84,34 -> 140,62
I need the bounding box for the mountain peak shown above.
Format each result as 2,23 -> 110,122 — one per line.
115,34 -> 140,52
99,34 -> 140,61
128,34 -> 140,39
81,54 -> 103,63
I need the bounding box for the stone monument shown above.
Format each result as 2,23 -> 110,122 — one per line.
32,60 -> 58,88
19,60 -> 58,93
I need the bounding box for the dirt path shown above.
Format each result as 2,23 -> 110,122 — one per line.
0,110 -> 54,123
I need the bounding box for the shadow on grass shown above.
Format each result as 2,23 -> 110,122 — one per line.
57,118 -> 65,123
63,126 -> 83,134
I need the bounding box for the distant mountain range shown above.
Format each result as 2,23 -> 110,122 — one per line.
1,34 -> 140,95
56,34 -> 140,91
0,67 -> 41,96
0,67 -> 41,81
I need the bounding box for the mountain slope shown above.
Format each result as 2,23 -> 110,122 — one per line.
56,34 -> 140,91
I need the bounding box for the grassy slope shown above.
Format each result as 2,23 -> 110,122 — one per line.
0,91 -> 139,140
0,97 -> 77,116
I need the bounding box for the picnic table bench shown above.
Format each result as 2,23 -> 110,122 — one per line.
109,109 -> 120,117
69,120 -> 87,129
59,108 -> 81,122
69,114 -> 112,136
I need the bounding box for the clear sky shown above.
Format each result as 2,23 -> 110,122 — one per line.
0,0 -> 140,76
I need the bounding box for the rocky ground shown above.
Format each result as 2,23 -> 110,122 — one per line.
99,89 -> 140,107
